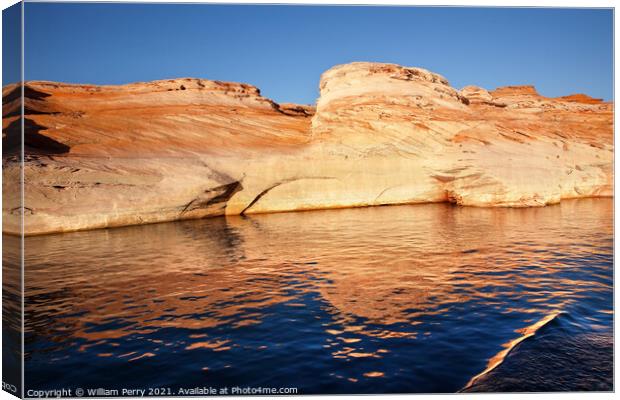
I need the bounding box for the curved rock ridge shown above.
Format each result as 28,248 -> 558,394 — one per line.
2,62 -> 613,235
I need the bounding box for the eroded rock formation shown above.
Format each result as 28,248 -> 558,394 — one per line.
2,62 -> 613,235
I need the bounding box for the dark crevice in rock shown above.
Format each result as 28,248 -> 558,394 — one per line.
240,177 -> 337,215
180,181 -> 243,215
240,183 -> 283,216
10,207 -> 33,215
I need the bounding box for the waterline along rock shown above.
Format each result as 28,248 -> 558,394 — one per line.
2,62 -> 613,235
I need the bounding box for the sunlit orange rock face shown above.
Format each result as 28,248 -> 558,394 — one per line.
2,62 -> 613,235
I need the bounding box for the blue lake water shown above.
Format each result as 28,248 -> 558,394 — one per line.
22,198 -> 613,394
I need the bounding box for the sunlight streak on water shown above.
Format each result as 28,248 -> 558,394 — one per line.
461,311 -> 563,391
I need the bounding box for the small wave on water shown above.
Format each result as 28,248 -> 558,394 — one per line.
461,311 -> 564,391
461,311 -> 613,392
460,311 -> 564,391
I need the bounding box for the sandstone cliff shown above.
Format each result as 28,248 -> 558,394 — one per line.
2,62 -> 613,235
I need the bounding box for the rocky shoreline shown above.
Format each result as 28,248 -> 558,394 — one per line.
2,62 -> 613,235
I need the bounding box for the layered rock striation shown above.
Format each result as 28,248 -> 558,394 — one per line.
2,62 -> 613,235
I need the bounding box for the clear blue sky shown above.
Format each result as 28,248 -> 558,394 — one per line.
6,3 -> 615,104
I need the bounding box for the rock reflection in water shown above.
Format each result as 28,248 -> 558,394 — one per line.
24,199 -> 613,393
